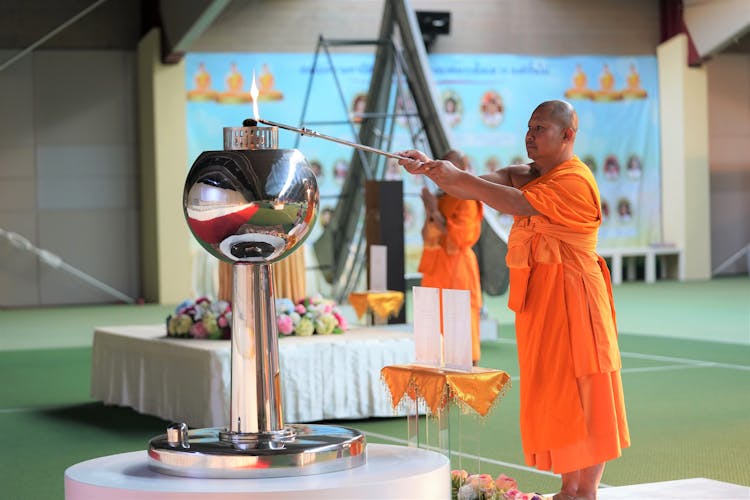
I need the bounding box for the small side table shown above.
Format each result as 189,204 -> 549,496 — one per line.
348,290 -> 404,325
380,364 -> 511,458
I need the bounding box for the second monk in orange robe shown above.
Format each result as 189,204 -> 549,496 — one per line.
418,150 -> 483,363
398,100 -> 630,500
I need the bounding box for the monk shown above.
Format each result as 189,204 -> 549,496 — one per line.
397,100 -> 630,500
419,150 -> 483,364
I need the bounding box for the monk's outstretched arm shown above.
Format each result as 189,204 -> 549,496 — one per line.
448,172 -> 538,216
397,150 -> 538,216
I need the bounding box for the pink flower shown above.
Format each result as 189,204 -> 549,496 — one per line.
323,303 -> 333,313
451,469 -> 468,488
277,314 -> 294,335
294,304 -> 306,314
189,321 -> 208,338
466,473 -> 496,497
217,316 -> 228,328
496,473 -> 518,493
451,469 -> 468,480
333,311 -> 348,331
502,488 -> 524,499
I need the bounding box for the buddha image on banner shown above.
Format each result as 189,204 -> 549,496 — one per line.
185,53 -> 660,282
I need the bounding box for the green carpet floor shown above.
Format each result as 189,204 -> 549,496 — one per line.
0,276 -> 748,499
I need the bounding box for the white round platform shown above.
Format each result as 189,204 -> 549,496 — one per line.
64,443 -> 450,499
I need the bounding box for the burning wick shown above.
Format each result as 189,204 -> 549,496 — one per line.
251,71 -> 260,122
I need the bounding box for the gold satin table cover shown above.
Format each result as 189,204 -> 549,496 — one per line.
381,364 -> 511,417
348,290 -> 405,321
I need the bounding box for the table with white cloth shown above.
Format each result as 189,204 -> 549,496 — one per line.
90,325 -> 415,428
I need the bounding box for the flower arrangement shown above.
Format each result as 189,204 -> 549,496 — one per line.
451,470 -> 544,500
275,295 -> 348,336
166,297 -> 232,340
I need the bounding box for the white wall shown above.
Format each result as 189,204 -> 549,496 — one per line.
658,35 -> 712,280
0,51 -> 38,306
191,0 -> 660,55
706,53 -> 750,274
137,29 -> 193,305
0,50 -> 140,306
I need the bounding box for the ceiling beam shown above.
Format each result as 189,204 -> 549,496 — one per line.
683,0 -> 750,59
159,0 -> 231,63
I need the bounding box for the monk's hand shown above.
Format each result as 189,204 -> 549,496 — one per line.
421,220 -> 444,247
429,210 -> 446,231
420,186 -> 438,212
396,149 -> 431,174
419,159 -> 460,184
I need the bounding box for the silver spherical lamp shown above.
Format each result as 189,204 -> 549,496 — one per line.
147,121 -> 366,478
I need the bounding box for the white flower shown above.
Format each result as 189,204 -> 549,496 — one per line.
457,484 -> 478,500
290,312 -> 301,325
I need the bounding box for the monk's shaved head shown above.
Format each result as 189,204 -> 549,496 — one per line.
534,100 -> 578,132
526,100 -> 578,169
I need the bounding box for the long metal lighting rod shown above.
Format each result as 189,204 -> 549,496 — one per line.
255,118 -> 411,162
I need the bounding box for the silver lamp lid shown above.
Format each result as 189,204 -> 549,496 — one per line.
223,119 -> 279,151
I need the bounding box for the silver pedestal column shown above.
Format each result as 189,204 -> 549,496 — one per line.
148,124 -> 366,478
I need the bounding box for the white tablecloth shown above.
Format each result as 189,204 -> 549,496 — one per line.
91,325 -> 415,427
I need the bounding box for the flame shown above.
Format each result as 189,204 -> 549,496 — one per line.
250,71 -> 260,121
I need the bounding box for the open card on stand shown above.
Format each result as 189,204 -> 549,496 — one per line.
369,245 -> 388,291
442,288 -> 472,371
412,286 -> 442,366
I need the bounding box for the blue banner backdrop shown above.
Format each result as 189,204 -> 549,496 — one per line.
185,53 -> 661,279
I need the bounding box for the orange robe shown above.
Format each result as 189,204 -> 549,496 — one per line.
419,193 -> 483,362
506,156 -> 630,474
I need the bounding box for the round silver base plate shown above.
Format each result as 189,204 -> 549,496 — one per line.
148,424 -> 366,478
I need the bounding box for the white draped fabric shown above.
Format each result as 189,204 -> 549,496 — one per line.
91,325 -> 415,427
64,445 -> 450,500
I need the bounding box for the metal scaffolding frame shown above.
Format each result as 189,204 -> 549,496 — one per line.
302,0 -> 509,302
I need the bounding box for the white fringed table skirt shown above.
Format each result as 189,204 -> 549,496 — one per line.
90,324 -> 415,427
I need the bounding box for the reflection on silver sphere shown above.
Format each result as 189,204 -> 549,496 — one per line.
183,148 -> 318,264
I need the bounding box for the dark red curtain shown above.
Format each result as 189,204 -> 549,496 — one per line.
660,0 -> 702,66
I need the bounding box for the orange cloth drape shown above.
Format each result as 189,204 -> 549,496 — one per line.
507,156 -> 630,474
348,291 -> 404,321
217,250 -> 307,304
380,364 -> 510,417
419,194 -> 483,361
218,261 -> 233,303
272,251 -> 307,303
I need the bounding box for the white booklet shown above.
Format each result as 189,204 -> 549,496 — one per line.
412,286 -> 442,366
442,288 -> 472,371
